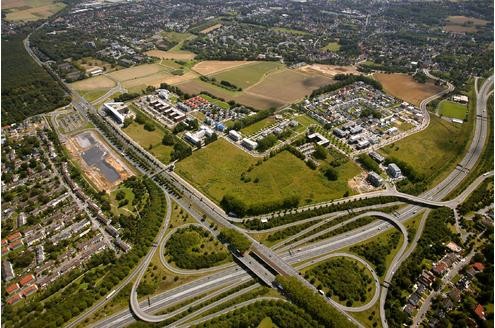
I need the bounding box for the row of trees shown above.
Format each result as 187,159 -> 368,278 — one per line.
218,228 -> 251,253
310,74 -> 383,98
220,193 -> 300,217
275,276 -> 354,328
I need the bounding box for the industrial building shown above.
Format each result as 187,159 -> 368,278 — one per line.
229,130 -> 242,142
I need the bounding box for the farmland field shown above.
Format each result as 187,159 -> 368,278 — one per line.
192,60 -> 254,75
438,100 -> 468,120
146,49 -> 196,60
70,75 -> 116,91
175,139 -> 360,207
246,69 -> 333,104
373,73 -> 443,106
297,64 -> 358,78
200,23 -> 223,34
444,15 -> 488,33
3,0 -> 65,21
380,115 -> 472,182
211,61 -> 285,89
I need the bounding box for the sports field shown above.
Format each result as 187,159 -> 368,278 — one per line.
3,0 -> 65,21
210,61 -> 285,89
438,100 -> 468,120
175,139 -> 360,207
380,115 -> 471,181
373,73 -> 443,106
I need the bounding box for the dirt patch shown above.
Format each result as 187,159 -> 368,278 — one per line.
373,73 -> 443,106
64,131 -> 133,192
160,71 -> 198,85
444,15 -> 488,33
200,23 -> 223,34
246,69 -> 333,104
145,49 -> 196,60
233,93 -> 285,110
298,64 -> 359,77
192,60 -> 254,76
70,75 -> 116,91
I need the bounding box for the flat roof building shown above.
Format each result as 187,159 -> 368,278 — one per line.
242,138 -> 258,151
307,132 -> 329,146
367,171 -> 383,187
2,261 -> 15,282
387,163 -> 402,179
103,102 -> 133,125
229,130 -> 242,142
369,151 -> 385,163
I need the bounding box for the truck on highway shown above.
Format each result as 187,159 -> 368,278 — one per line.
106,290 -> 116,300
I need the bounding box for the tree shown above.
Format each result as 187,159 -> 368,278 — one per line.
218,228 -> 251,253
323,166 -> 338,181
313,145 -> 327,160
162,133 -> 175,146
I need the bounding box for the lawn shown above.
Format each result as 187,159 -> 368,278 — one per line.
322,42 -> 341,52
438,100 -> 468,120
272,27 -> 310,35
109,187 -> 136,217
379,115 -> 472,183
175,139 -> 361,208
200,93 -> 230,110
211,61 -> 285,89
78,89 -> 108,103
257,317 -> 279,328
240,116 -> 277,136
122,122 -> 174,164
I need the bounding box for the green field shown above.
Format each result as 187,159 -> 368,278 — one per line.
175,139 -> 360,207
211,61 -> 285,89
272,27 -> 310,35
438,100 -> 468,120
240,116 -> 277,136
257,317 -> 279,328
109,187 -> 135,217
200,93 -> 230,109
322,42 -> 341,52
79,89 -> 108,103
123,122 -> 174,163
380,115 -> 472,183
304,257 -> 375,307
161,31 -> 195,51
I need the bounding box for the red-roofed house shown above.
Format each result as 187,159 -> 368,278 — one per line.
9,239 -> 24,250
7,232 -> 22,243
432,262 -> 448,276
473,262 -> 485,272
5,283 -> 20,295
2,239 -> 8,246
6,293 -> 22,305
474,304 -> 486,320
19,274 -> 35,287
22,284 -> 38,297
2,246 -> 9,255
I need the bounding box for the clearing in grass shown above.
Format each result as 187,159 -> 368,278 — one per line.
438,100 -> 468,120
175,138 -> 360,208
